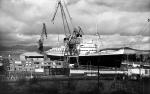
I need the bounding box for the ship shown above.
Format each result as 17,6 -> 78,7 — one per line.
46,39 -> 124,67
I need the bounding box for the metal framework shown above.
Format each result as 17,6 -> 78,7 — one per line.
51,0 -> 84,68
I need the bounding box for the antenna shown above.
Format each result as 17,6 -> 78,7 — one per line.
57,33 -> 60,47
96,23 -> 103,47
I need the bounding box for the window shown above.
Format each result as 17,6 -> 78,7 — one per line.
7,67 -> 10,70
145,69 -> 148,74
56,62 -> 61,65
34,62 -> 39,64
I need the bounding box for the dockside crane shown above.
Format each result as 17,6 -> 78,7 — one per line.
51,0 -> 84,68
38,23 -> 47,53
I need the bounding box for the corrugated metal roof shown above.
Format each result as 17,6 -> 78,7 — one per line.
20,52 -> 43,56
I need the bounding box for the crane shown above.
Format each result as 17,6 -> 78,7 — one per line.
38,23 -> 47,53
51,0 -> 84,68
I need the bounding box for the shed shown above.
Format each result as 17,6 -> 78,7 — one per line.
20,52 -> 44,61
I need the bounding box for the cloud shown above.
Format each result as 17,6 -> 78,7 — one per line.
0,0 -> 149,49
86,0 -> 150,12
67,0 -> 150,36
81,34 -> 150,50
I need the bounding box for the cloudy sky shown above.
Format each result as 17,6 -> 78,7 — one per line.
0,0 -> 150,50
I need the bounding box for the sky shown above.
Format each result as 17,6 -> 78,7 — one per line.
0,0 -> 150,50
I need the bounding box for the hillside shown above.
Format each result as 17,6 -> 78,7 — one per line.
0,45 -> 52,52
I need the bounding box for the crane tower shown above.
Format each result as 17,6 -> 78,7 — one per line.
38,23 -> 47,53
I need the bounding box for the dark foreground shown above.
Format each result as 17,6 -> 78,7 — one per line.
0,78 -> 150,94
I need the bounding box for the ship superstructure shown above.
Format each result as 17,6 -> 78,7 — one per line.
46,40 -> 98,56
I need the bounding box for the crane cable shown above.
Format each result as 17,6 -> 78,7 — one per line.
128,19 -> 150,47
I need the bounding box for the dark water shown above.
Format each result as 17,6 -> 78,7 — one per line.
0,79 -> 150,94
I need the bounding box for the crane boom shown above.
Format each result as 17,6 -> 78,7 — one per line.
51,0 -> 71,35
63,0 -> 74,27
128,18 -> 150,47
51,2 -> 59,23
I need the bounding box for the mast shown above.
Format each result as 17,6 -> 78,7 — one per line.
96,22 -> 103,50
56,33 -> 60,47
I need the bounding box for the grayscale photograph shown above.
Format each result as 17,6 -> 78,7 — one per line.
0,0 -> 150,94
